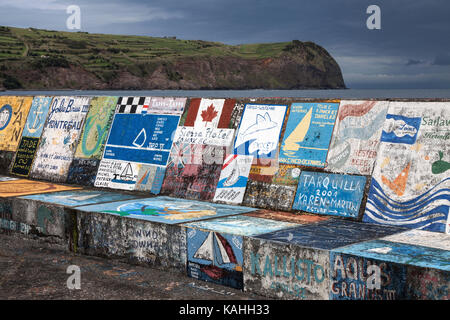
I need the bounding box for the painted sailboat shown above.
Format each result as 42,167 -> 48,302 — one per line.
193,232 -> 238,280
132,128 -> 147,148
282,107 -> 313,155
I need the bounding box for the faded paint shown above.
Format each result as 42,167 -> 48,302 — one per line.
161,144 -> 225,201
183,215 -> 298,237
381,229 -> 450,251
0,96 -> 33,152
74,196 -> 257,225
279,102 -> 338,167
254,219 -> 406,250
245,209 -> 329,225
0,179 -> 80,197
187,228 -> 244,289
76,210 -> 187,272
243,237 -> 330,300
292,171 -> 367,218
29,96 -> 90,182
329,251 -> 407,300
213,154 -> 253,204
242,180 -> 296,212
18,190 -> 140,207
363,102 -> 450,233
326,100 -> 389,175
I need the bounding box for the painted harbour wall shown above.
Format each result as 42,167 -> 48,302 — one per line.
0,95 -> 449,299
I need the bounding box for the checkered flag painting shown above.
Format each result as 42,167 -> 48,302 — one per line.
116,97 -> 151,114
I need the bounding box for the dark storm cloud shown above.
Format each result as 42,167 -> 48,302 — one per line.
1,0 -> 450,88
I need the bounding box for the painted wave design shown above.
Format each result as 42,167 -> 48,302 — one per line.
364,178 -> 450,232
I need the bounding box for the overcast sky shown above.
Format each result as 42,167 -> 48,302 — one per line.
1,0 -> 449,89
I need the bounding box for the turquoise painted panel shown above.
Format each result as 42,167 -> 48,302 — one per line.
19,190 -> 140,207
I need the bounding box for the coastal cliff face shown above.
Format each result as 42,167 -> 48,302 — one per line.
0,27 -> 345,90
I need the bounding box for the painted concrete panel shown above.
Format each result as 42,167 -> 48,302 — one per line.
363,102 -> 450,233
242,180 -> 296,212
0,96 -> 33,152
406,267 -> 449,300
381,229 -> 450,251
11,198 -> 67,239
21,96 -> 53,138
183,98 -> 235,129
183,215 -> 298,237
94,97 -> 184,191
279,102 -> 338,167
272,164 -> 302,186
187,228 -> 244,289
245,209 -> 330,225
333,239 -> 450,271
292,171 -> 367,218
76,210 -> 187,272
161,144 -> 225,201
233,104 -> 287,160
66,158 -> 100,186
0,179 -> 80,198
244,237 -> 330,300
213,154 -> 253,204
29,96 -> 90,182
329,251 -> 407,300
75,196 -> 257,225
326,100 -> 389,175
18,190 -> 140,207
254,219 -> 407,250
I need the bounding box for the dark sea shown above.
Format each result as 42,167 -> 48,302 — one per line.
2,89 -> 450,99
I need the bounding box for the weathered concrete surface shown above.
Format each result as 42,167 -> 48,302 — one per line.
243,237 -> 330,300
0,151 -> 14,175
75,210 -> 188,273
0,232 -> 265,300
330,239 -> 450,300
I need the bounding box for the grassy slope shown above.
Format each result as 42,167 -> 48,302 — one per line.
0,26 -> 342,89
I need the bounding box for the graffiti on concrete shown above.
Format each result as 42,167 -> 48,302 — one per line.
183,98 -> 235,129
242,180 -> 296,211
363,102 -> 450,233
279,102 -> 338,168
0,96 -> 33,152
326,100 -> 389,175
244,238 -> 330,300
292,171 -> 367,218
30,96 -> 90,182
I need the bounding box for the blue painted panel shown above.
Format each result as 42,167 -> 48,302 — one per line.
255,219 -> 407,250
187,228 -> 243,289
292,171 -> 367,218
19,190 -> 140,207
380,114 -> 421,145
22,96 -> 52,138
329,251 -> 407,300
279,102 -> 339,167
75,196 -> 258,225
183,215 -> 298,237
104,113 -> 180,166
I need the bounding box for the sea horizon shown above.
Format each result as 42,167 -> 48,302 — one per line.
2,88 -> 450,99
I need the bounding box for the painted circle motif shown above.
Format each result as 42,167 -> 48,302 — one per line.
0,104 -> 13,130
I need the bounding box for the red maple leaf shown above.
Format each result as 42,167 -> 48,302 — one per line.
200,104 -> 218,126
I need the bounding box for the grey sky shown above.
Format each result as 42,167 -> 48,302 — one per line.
1,0 -> 449,89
